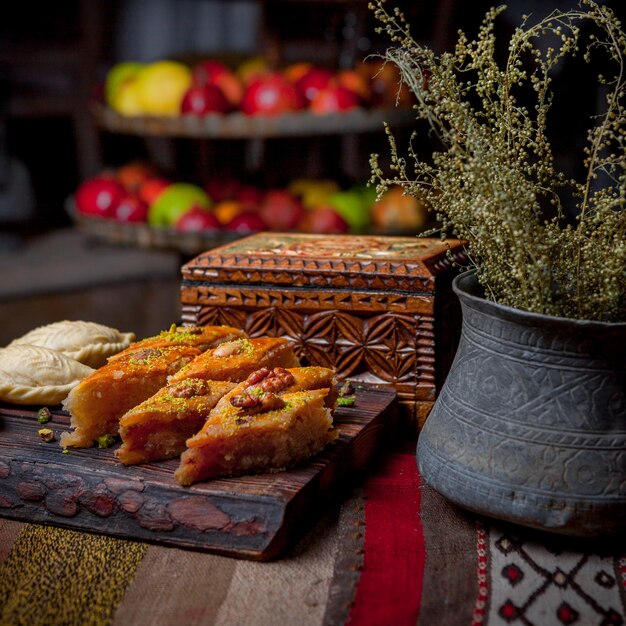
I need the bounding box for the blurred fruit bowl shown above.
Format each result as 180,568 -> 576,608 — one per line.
68,203 -> 240,256
69,161 -> 433,255
94,56 -> 417,137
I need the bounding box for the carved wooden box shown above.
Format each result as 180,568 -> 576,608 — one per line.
180,233 -> 466,430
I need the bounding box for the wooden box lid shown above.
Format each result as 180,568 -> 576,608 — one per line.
182,233 -> 466,292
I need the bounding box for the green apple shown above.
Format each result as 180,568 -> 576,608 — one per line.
105,62 -> 145,106
350,182 -> 377,209
327,188 -> 372,232
148,183 -> 212,227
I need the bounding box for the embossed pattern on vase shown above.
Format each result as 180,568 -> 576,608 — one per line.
418,271 -> 626,536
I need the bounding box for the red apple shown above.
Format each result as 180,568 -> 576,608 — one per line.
258,190 -> 305,230
235,185 -> 264,206
175,206 -> 222,232
336,69 -> 370,103
192,61 -> 244,108
181,84 -> 231,115
241,73 -> 304,116
213,71 -> 244,108
300,207 -> 349,234
294,67 -> 335,104
111,193 -> 149,223
192,59 -> 230,86
75,177 -> 126,218
205,178 -> 241,202
310,85 -> 360,114
225,210 -> 267,233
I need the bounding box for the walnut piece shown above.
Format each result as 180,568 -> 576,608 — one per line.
230,390 -> 286,416
259,367 -> 295,393
212,340 -> 244,358
168,379 -> 211,398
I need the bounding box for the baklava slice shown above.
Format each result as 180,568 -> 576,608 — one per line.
167,337 -> 300,385
60,345 -> 203,448
108,324 -> 245,361
116,378 -> 236,465
60,325 -> 246,448
116,365 -> 334,466
175,388 -> 337,486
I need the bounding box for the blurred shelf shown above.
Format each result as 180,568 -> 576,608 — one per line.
70,208 -> 242,257
92,103 -> 416,139
69,201 -> 426,258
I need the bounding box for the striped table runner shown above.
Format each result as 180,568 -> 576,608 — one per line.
2,448 -> 625,626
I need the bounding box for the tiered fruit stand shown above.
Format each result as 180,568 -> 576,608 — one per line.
73,102 -> 416,256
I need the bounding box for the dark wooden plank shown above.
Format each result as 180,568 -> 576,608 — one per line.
0,385 -> 397,560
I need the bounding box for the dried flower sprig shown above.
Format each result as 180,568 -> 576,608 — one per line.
370,0 -> 626,321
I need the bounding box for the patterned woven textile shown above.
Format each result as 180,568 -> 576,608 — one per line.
1,446 -> 625,626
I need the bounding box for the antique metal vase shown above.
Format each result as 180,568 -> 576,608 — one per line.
417,271 -> 626,536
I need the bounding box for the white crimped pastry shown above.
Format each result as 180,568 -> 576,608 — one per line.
0,345 -> 94,405
8,320 -> 135,368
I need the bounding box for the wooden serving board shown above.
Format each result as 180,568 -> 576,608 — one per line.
0,386 -> 396,560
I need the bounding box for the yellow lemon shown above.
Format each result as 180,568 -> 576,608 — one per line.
288,179 -> 340,209
302,182 -> 341,209
110,78 -> 144,116
134,60 -> 192,116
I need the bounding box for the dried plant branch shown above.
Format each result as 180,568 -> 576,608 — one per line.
370,0 -> 626,321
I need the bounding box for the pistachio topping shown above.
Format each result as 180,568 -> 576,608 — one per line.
96,434 -> 117,449
337,396 -> 356,407
37,407 -> 52,424
38,428 -> 55,443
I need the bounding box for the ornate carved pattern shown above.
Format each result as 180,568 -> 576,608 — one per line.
181,234 -> 465,427
182,297 -> 441,423
182,285 -> 435,315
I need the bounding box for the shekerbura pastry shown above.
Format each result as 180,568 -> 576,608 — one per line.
8,320 -> 135,368
0,344 -> 94,405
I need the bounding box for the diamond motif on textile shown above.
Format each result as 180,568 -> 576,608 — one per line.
595,570 -> 616,589
498,599 -> 519,622
556,602 -> 580,624
502,564 -> 525,587
487,525 -> 625,626
495,535 -> 516,555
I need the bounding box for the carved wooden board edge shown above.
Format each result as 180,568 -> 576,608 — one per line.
0,385 -> 397,560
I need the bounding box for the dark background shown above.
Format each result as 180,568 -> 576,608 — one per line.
1,0 -> 623,235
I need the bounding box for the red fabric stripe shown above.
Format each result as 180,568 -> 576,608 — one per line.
347,451 -> 425,626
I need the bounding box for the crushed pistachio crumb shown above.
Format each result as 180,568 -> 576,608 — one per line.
38,428 -> 55,442
337,396 -> 356,407
338,381 -> 354,397
37,407 -> 52,424
96,434 -> 117,449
